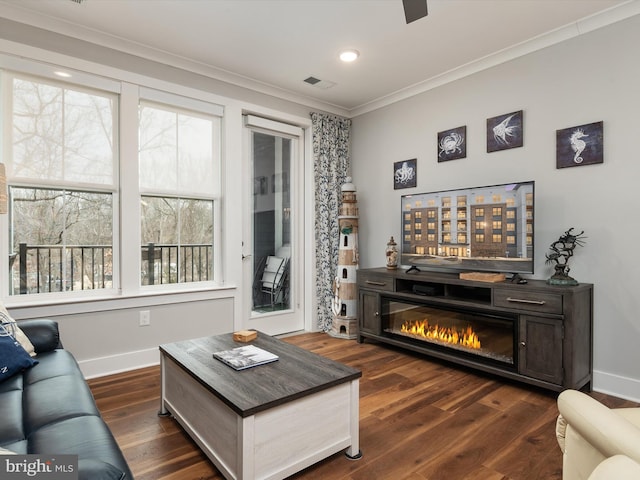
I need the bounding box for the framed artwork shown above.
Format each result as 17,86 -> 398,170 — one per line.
393,159 -> 417,190
253,176 -> 267,195
487,110 -> 523,152
556,121 -> 603,169
437,126 -> 466,162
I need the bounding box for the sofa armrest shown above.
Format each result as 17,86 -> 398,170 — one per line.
557,390 -> 640,463
589,455 -> 640,480
16,319 -> 62,353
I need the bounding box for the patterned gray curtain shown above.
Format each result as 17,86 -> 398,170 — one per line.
311,112 -> 351,332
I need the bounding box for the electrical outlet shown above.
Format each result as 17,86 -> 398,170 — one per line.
139,310 -> 151,326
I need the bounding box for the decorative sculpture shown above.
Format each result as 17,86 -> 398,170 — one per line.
545,228 -> 586,285
329,177 -> 359,339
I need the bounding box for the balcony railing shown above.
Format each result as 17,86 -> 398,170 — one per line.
141,243 -> 212,286
10,242 -> 212,295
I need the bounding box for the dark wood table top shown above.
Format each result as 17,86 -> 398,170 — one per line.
160,332 -> 362,417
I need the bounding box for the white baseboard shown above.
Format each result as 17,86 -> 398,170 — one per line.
78,347 -> 160,379
593,369 -> 640,403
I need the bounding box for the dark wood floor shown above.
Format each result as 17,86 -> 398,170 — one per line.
88,333 -> 639,480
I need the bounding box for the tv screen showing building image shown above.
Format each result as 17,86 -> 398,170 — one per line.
400,181 -> 534,274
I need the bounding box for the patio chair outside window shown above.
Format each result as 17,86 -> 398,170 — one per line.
258,255 -> 288,308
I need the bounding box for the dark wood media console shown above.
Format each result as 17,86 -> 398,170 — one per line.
357,267 -> 593,392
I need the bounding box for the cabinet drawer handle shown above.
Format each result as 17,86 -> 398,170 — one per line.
365,280 -> 387,287
506,297 -> 546,305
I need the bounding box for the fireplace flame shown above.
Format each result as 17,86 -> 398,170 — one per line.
400,319 -> 481,349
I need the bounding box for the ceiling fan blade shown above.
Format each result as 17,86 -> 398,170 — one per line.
402,0 -> 428,24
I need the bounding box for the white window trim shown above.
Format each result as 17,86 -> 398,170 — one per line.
140,87 -> 223,117
137,95 -> 222,290
0,58 -> 225,304
1,69 -> 121,300
244,115 -> 303,137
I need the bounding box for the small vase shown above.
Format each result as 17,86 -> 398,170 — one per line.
386,236 -> 398,270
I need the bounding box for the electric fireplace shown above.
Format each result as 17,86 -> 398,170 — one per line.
381,297 -> 517,368
357,267 -> 593,392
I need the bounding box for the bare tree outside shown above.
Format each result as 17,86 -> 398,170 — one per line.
5,75 -> 218,294
140,196 -> 213,285
139,102 -> 216,285
7,76 -> 115,295
12,78 -> 114,184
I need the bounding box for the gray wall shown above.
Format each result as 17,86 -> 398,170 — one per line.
351,14 -> 640,401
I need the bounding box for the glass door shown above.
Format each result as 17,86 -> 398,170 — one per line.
243,116 -> 303,335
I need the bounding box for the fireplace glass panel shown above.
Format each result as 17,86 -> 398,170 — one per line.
382,298 -> 515,365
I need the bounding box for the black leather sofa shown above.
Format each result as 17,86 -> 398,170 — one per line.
0,319 -> 133,480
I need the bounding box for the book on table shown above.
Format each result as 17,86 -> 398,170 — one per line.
213,344 -> 279,370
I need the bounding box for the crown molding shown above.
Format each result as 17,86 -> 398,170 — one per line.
349,0 -> 640,117
1,0 -> 638,119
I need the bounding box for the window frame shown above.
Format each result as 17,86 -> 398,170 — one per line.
0,65 -> 224,301
2,70 -> 120,299
137,93 -> 222,291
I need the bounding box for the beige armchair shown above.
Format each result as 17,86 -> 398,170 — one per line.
556,389 -> 640,480
588,455 -> 640,479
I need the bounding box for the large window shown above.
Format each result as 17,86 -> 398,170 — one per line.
4,74 -> 117,295
2,67 -> 223,298
139,101 -> 219,286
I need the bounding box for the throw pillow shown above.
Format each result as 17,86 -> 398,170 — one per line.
0,333 -> 38,382
0,303 -> 36,357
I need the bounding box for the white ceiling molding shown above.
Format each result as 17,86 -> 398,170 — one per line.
350,0 -> 640,117
0,0 -> 638,118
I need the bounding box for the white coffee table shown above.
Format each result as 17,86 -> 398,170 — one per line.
159,332 -> 362,480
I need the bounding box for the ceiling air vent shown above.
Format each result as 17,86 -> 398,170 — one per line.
69,0 -> 86,4
303,76 -> 336,90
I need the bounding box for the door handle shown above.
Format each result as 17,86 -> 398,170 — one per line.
242,254 -> 252,260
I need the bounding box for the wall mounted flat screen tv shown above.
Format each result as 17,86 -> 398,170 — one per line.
400,181 -> 534,274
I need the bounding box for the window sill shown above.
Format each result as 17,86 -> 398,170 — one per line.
5,284 -> 237,319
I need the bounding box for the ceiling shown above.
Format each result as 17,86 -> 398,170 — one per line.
0,0 -> 637,116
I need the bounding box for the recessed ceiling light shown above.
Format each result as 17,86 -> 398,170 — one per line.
339,49 -> 360,63
54,71 -> 72,78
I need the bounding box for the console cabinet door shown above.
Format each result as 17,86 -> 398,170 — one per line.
519,315 -> 563,385
359,290 -> 381,336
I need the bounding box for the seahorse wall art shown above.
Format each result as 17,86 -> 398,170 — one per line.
556,121 -> 604,169
570,129 -> 588,164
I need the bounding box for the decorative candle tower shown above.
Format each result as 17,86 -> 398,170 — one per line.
329,177 -> 359,339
